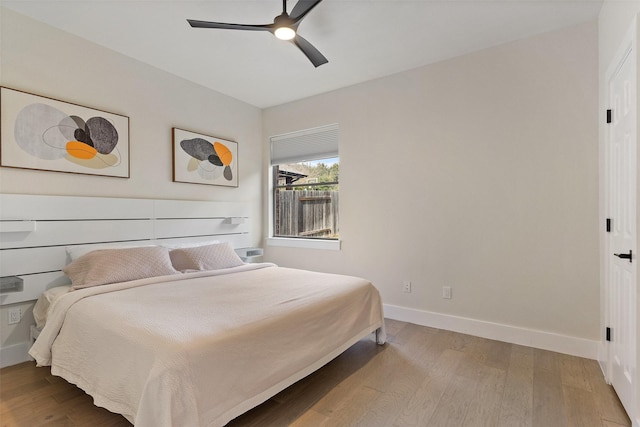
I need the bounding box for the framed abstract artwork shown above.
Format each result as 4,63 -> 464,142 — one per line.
0,87 -> 129,178
172,127 -> 238,187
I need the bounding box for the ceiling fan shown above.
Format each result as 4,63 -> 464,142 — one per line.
187,0 -> 328,67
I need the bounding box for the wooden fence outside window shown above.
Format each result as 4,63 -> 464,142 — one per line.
275,190 -> 339,239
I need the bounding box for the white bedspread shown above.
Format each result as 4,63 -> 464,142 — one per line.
29,263 -> 385,426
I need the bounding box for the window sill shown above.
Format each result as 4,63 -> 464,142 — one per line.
267,237 -> 341,251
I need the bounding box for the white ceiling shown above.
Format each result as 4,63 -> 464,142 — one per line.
2,0 -> 602,108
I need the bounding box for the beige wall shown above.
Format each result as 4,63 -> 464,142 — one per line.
263,21 -> 600,341
0,8 -> 263,207
598,2 -> 640,424
0,9 -> 263,351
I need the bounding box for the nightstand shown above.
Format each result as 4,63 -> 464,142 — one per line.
235,247 -> 264,263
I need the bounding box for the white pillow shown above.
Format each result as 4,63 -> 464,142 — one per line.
169,242 -> 244,272
66,243 -> 155,261
33,285 -> 71,329
64,246 -> 178,290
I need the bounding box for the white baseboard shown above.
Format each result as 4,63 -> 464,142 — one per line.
383,304 -> 599,360
597,342 -> 610,383
0,341 -> 32,368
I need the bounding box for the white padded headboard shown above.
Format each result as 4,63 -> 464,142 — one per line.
0,194 -> 252,305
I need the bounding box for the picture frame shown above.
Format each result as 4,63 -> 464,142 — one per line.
172,127 -> 238,187
0,87 -> 130,178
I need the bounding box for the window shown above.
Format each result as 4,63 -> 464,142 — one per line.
270,124 -> 339,241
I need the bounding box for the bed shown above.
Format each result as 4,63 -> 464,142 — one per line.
27,242 -> 386,426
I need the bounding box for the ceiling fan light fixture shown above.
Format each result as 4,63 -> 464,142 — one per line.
275,26 -> 296,40
188,0 -> 329,67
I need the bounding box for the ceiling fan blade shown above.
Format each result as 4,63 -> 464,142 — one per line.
187,19 -> 273,31
292,34 -> 328,67
290,0 -> 324,23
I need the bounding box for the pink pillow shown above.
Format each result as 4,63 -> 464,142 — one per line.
169,242 -> 244,272
64,246 -> 178,289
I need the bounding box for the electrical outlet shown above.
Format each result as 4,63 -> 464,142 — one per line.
442,286 -> 452,299
402,281 -> 411,293
8,307 -> 21,325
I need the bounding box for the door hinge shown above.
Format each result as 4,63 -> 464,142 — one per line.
607,109 -> 612,124
606,218 -> 611,232
606,327 -> 612,342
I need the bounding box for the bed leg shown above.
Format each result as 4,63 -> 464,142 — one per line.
375,328 -> 386,345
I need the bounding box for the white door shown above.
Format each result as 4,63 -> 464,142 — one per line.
607,24 -> 637,421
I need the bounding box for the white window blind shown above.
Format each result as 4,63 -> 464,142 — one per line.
270,123 -> 339,165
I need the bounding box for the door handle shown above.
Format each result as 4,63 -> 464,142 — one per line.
614,250 -> 633,263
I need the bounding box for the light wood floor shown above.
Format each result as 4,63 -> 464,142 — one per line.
0,319 -> 631,427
